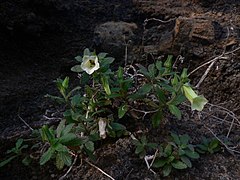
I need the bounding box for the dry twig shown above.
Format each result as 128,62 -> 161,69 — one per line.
204,125 -> 240,155
18,115 -> 34,131
59,154 -> 78,180
85,160 -> 115,180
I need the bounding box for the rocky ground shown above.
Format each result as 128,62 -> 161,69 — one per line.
0,0 -> 240,179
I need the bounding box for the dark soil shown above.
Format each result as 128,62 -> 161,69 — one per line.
1,0 -> 240,179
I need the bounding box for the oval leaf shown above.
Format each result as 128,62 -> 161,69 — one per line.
171,160 -> 187,169
118,104 -> 128,118
71,65 -> 83,73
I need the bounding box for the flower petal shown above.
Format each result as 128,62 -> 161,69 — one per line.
191,96 -> 208,111
80,55 -> 100,75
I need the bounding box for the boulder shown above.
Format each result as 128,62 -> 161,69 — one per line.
93,21 -> 138,62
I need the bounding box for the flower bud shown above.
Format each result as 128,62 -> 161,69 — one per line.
98,118 -> 107,139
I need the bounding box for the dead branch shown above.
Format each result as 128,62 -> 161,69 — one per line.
85,160 -> 115,180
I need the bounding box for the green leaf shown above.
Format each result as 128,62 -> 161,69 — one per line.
180,156 -> 192,168
197,144 -> 207,151
138,83 -> 152,94
163,164 -> 172,177
83,48 -> 91,56
110,123 -> 126,131
71,65 -> 83,73
135,145 -> 144,154
171,73 -> 178,86
171,133 -> 180,145
155,86 -> 167,104
89,133 -> 101,142
62,77 -> 69,89
178,148 -> 185,156
67,86 -> 82,99
164,144 -> 172,156
58,152 -> 72,166
61,124 -> 74,136
151,110 -> 163,128
55,143 -> 69,153
56,120 -> 65,138
117,66 -> 124,80
85,141 -> 94,152
147,143 -> 158,149
180,134 -> 190,145
44,94 -> 65,104
0,155 -> 18,167
159,82 -> 175,93
56,153 -> 64,170
148,64 -> 156,77
152,158 -> 167,168
140,136 -> 147,144
64,138 -> 83,147
63,109 -> 72,117
188,144 -> 194,151
59,133 -> 77,144
103,57 -> 115,64
101,76 -> 111,95
40,147 -> 55,165
137,64 -> 151,79
41,125 -> 55,143
75,56 -> 82,62
185,150 -> 200,159
98,52 -> 108,59
164,55 -> 173,68
19,145 -> 28,151
170,94 -> 186,106
71,112 -> 83,121
180,68 -> 189,82
168,105 -> 181,119
209,139 -> 219,149
129,83 -> 152,100
118,104 -> 128,118
22,156 -> 32,166
16,139 -> 24,149
156,61 -> 163,71
171,160 -> 187,169
80,72 -> 90,85
167,155 -> 175,163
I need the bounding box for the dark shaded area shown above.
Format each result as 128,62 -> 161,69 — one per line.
0,0 -> 138,133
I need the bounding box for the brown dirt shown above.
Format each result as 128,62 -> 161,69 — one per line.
0,0 -> 240,179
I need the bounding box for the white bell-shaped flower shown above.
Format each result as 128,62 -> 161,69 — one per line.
81,55 -> 100,75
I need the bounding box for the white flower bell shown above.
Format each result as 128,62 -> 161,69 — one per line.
81,55 -> 100,75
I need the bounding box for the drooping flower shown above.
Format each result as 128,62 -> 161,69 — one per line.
81,55 -> 100,75
182,84 -> 208,111
98,118 -> 107,139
